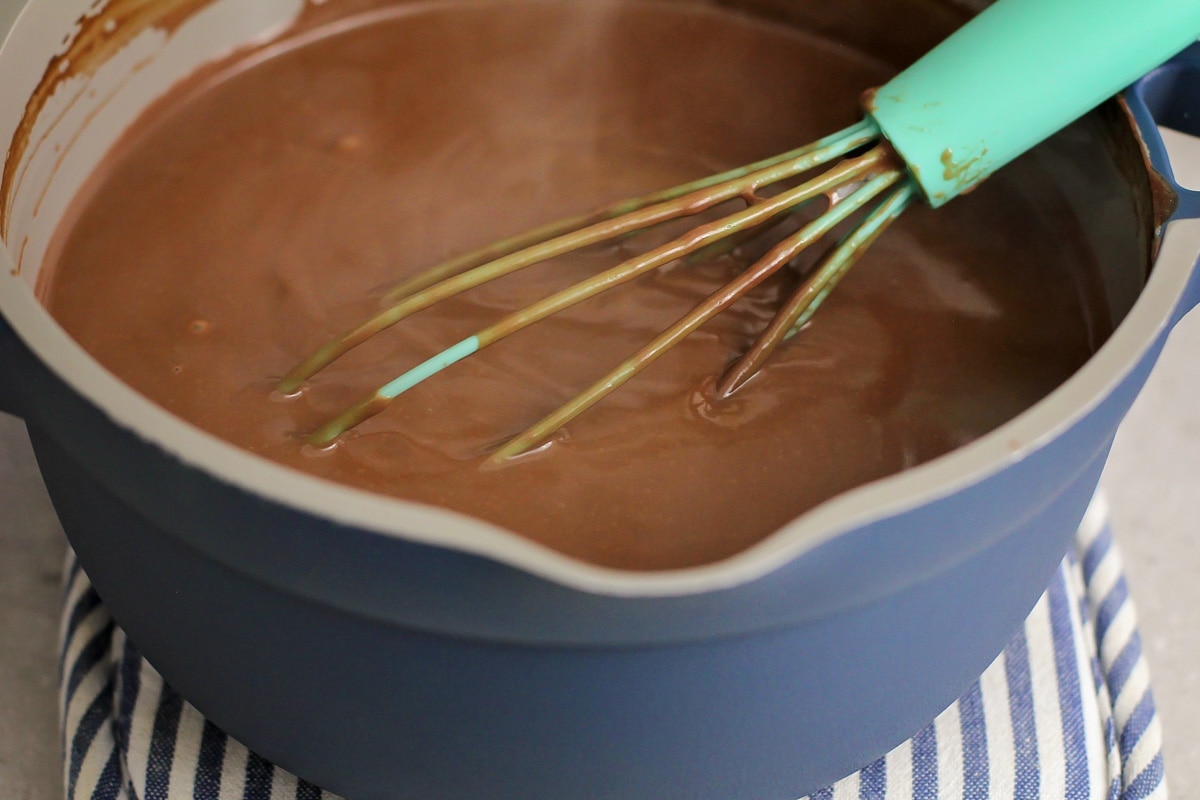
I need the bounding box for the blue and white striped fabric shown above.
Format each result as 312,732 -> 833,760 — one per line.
59,493 -> 1166,800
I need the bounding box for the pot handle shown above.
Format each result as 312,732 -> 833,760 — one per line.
0,312 -> 28,420
1126,42 -> 1200,221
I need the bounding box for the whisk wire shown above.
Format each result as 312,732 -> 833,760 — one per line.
277,121 -> 882,395
306,145 -> 896,447
490,170 -> 909,462
716,181 -> 918,396
379,118 -> 882,304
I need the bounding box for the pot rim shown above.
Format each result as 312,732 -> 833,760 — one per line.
2,2 -> 1199,598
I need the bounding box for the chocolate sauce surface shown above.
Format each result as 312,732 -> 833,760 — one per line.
42,0 -> 1109,570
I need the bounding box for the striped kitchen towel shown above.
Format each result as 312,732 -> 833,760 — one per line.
59,493 -> 1166,800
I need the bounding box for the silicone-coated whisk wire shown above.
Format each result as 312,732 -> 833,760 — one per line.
276,119 -> 881,397
308,150 -> 908,451
282,0 -> 1200,460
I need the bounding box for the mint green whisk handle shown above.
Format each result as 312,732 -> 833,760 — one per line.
869,0 -> 1200,208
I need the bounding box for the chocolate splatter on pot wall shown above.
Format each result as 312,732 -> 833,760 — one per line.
0,0 -> 232,243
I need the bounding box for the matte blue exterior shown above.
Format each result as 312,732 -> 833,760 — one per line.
5,340 -> 1112,797
0,49 -> 1197,800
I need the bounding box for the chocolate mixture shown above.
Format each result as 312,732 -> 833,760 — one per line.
41,0 -> 1110,569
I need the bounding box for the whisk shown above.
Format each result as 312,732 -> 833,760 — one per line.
280,0 -> 1200,462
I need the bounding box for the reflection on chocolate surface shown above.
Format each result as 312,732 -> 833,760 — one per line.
42,0 -> 1110,569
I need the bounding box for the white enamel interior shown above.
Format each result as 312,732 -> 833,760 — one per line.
1,0 -> 1199,597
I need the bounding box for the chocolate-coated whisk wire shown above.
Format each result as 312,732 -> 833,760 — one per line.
294,126 -> 915,456
491,177 -> 915,463
276,119 -> 881,396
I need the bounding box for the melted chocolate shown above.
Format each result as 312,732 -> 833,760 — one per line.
41,0 -> 1110,569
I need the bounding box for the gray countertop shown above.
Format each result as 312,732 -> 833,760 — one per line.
0,0 -> 1198,794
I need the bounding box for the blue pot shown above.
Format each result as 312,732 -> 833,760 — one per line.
1,2 -> 1198,797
